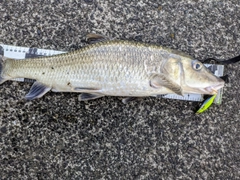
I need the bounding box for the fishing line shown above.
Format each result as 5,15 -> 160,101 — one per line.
196,54 -> 240,113
202,54 -> 240,64
202,55 -> 240,83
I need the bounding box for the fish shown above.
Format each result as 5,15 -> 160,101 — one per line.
0,34 -> 225,102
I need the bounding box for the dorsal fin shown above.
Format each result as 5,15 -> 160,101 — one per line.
86,33 -> 110,44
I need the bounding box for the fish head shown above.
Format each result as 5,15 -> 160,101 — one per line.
180,59 -> 225,94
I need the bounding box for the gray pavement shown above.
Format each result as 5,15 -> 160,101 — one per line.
0,0 -> 239,179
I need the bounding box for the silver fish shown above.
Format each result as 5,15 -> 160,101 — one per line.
0,35 -> 224,102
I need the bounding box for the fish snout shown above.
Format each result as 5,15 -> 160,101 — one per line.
204,79 -> 225,94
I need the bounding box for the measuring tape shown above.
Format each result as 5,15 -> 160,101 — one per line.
0,44 -> 224,104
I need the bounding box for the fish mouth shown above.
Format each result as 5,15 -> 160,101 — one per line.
204,82 -> 225,94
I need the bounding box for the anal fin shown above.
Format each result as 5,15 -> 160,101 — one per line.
25,81 -> 51,100
78,93 -> 104,101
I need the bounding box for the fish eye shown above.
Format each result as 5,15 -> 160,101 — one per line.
192,60 -> 203,71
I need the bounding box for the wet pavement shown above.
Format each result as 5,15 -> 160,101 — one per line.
0,1 -> 239,179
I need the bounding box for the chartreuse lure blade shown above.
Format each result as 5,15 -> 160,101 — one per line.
196,94 -> 217,114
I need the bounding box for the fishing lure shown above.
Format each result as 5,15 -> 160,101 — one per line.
196,94 -> 217,114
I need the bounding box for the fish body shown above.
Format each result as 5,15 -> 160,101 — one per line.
0,39 -> 224,101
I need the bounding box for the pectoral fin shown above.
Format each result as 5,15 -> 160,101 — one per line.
150,74 -> 183,96
122,97 -> 140,104
25,81 -> 51,100
78,93 -> 104,101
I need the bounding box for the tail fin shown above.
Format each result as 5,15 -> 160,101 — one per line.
0,55 -> 6,84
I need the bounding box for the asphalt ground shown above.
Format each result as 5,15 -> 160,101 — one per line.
0,0 -> 239,179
